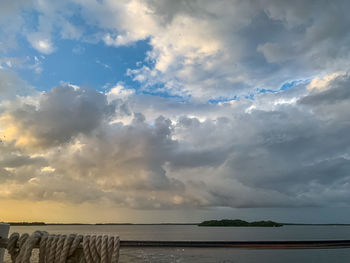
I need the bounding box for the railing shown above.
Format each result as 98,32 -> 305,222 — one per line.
2,238 -> 350,249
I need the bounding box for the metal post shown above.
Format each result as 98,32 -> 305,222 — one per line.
0,223 -> 9,263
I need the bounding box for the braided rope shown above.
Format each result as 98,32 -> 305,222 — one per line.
107,237 -> 113,262
39,232 -> 48,263
82,235 -> 92,263
6,231 -> 120,263
48,235 -> 59,262
111,237 -> 120,263
59,234 -> 74,263
100,235 -> 108,263
45,235 -> 54,262
14,233 -> 29,262
89,235 -> 100,263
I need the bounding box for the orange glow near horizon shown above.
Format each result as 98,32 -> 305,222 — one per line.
0,199 -> 195,224
0,199 -> 127,223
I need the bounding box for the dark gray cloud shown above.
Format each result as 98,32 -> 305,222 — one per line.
3,85 -> 115,149
301,74 -> 350,105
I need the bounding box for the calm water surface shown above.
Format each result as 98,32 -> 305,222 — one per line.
4,225 -> 350,262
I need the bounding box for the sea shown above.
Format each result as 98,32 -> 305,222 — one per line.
3,225 -> 350,262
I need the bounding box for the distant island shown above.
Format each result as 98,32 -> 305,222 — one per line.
198,219 -> 283,227
7,222 -> 47,226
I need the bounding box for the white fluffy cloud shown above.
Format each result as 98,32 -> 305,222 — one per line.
27,34 -> 55,54
75,0 -> 350,99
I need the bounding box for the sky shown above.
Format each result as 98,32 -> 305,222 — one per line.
0,0 -> 350,224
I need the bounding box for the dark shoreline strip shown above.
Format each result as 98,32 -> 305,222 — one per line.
2,238 -> 350,249
120,240 -> 350,249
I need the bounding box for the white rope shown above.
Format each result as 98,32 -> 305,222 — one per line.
6,231 -> 120,263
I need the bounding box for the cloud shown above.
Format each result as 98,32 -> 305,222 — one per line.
0,0 -> 84,54
306,72 -> 346,91
107,83 -> 135,100
60,20 -> 83,40
27,33 -> 55,54
0,71 -> 34,100
0,85 -> 116,150
302,74 -> 350,105
257,42 -> 295,63
74,0 -> 350,99
3,0 -> 350,99
0,72 -> 349,210
0,0 -> 34,18
0,0 -> 35,52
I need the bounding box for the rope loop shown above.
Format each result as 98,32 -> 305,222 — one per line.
5,231 -> 120,263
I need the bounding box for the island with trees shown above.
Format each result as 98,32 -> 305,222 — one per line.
198,219 -> 283,227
